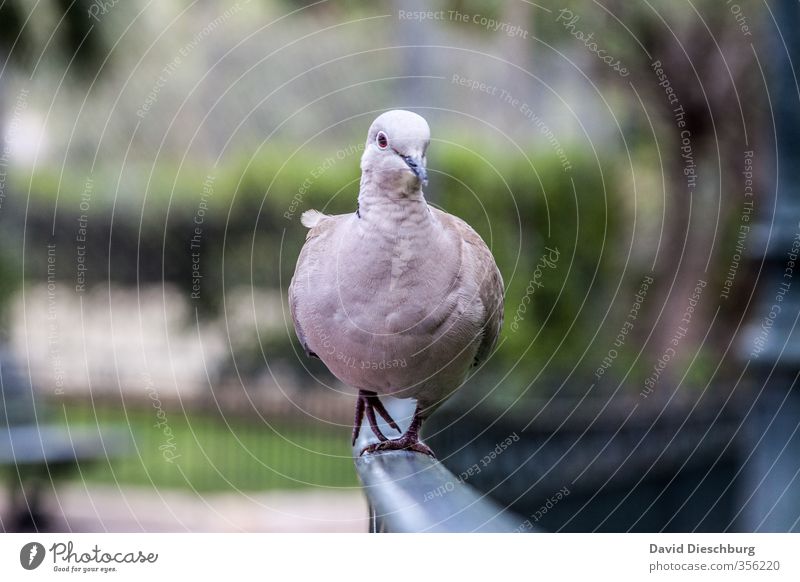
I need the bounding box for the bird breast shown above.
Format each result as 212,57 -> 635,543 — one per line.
299,209 -> 483,398
337,211 -> 461,334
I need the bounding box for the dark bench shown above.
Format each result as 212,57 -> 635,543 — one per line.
0,351 -> 129,531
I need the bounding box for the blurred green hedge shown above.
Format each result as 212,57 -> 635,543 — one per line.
3,140 -> 630,393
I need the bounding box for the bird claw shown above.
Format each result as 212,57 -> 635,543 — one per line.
353,393 -> 434,457
360,437 -> 436,458
352,390 -> 402,445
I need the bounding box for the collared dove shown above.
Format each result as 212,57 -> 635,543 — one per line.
288,110 -> 504,456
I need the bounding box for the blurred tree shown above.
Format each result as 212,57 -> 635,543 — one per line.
588,0 -> 765,383
51,0 -> 105,79
0,3 -> 31,68
0,0 -> 108,324
0,0 -> 104,77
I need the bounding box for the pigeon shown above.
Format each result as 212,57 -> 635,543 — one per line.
288,110 -> 504,456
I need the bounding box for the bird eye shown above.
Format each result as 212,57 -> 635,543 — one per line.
376,131 -> 388,149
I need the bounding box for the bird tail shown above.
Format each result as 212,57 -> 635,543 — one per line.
300,209 -> 329,228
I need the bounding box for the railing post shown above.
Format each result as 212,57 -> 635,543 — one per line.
738,0 -> 800,532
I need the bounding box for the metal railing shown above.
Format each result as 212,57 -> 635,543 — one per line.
353,398 -> 527,532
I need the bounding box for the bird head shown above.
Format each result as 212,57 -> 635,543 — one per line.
361,110 -> 430,191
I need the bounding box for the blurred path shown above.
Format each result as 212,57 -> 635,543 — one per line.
3,484 -> 368,533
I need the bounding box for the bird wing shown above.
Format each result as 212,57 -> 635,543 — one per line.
288,210 -> 344,358
432,208 -> 505,366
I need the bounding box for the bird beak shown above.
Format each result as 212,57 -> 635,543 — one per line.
403,155 -> 428,187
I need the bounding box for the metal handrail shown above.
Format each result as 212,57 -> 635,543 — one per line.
353,398 -> 527,532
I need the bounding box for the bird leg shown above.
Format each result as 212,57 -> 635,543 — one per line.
352,390 -> 401,445
360,402 -> 435,457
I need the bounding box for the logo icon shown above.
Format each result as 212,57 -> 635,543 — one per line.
20,542 -> 46,570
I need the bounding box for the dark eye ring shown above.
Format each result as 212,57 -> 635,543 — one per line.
376,131 -> 388,149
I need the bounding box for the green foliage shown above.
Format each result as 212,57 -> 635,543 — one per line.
7,140 -> 621,393
430,141 -> 620,388
0,248 -> 20,330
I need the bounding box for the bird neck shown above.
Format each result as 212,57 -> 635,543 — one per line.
357,170 -> 430,228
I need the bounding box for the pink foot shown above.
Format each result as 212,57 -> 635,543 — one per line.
351,390 -> 402,445
359,402 -> 435,457
360,433 -> 435,457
